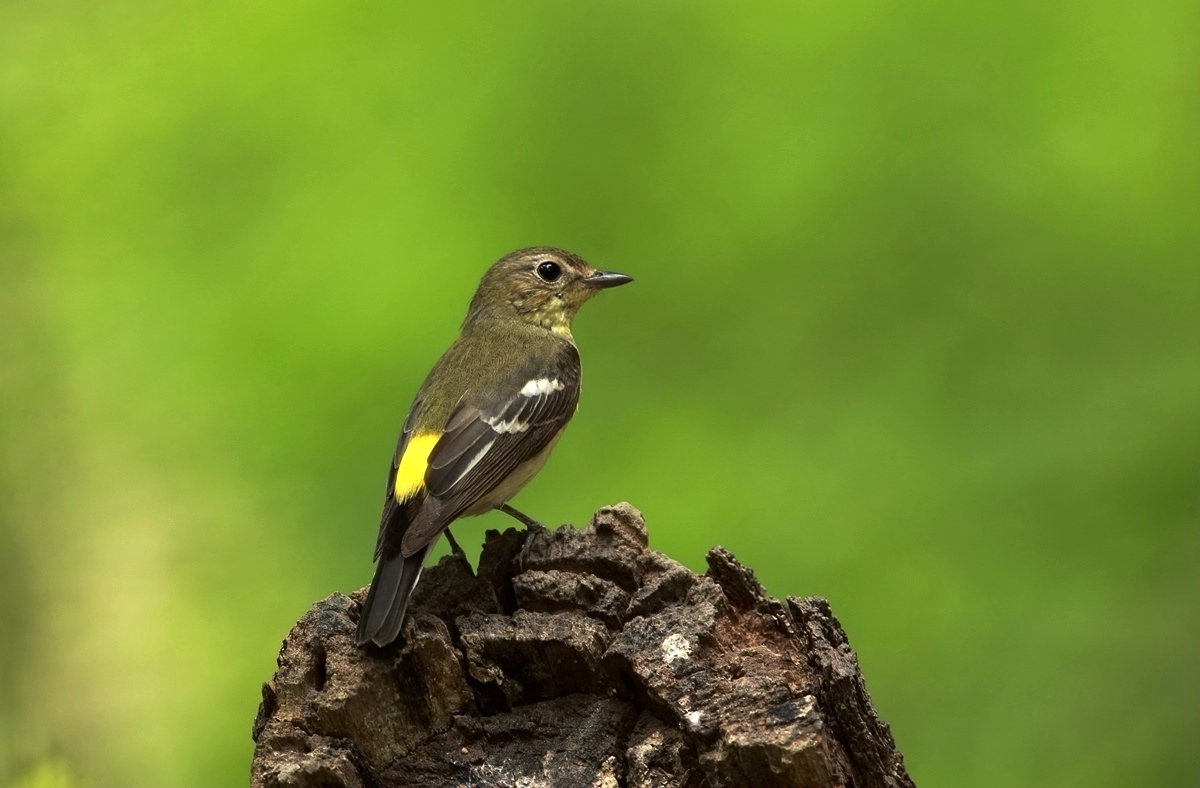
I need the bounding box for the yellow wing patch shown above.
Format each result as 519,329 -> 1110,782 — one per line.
394,431 -> 439,502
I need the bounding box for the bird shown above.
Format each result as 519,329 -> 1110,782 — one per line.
355,246 -> 633,647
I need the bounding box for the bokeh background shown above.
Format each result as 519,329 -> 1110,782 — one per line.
1,1 -> 1195,786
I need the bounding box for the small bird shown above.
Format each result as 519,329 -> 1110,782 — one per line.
356,247 -> 633,647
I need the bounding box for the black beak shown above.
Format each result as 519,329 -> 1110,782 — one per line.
583,270 -> 634,288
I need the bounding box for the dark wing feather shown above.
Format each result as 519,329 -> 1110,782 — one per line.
374,395 -> 423,559
399,344 -> 581,556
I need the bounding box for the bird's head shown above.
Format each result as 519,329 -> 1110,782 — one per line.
466,247 -> 633,335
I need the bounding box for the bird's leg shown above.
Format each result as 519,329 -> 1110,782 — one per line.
443,527 -> 468,562
498,503 -> 549,567
496,502 -> 545,530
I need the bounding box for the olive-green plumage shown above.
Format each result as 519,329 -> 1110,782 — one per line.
356,247 -> 632,647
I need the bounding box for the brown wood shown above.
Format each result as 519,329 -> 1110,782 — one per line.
251,503 -> 915,788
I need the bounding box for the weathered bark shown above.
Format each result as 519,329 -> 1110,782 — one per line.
251,503 -> 914,788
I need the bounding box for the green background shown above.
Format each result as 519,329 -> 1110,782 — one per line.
1,1 -> 1195,786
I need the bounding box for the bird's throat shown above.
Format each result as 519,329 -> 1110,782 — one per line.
535,299 -> 575,339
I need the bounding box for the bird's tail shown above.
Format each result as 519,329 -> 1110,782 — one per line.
356,544 -> 432,647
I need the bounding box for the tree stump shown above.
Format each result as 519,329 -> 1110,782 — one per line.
251,503 -> 914,788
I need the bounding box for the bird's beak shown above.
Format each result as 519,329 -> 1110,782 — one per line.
583,270 -> 634,288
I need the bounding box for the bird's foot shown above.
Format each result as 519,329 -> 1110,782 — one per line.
497,503 -> 550,566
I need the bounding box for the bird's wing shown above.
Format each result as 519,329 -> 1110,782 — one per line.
399,344 -> 581,556
374,396 -> 422,559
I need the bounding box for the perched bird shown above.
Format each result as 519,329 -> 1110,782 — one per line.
356,247 -> 632,647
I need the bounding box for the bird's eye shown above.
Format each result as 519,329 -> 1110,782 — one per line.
536,261 -> 561,282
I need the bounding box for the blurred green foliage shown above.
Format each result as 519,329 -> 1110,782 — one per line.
1,1 -> 1195,786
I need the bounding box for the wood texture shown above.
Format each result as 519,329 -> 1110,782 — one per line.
252,503 -> 914,788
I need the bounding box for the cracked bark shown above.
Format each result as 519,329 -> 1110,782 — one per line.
251,503 -> 914,788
